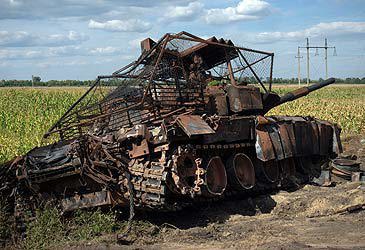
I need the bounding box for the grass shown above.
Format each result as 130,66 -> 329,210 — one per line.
21,206 -> 156,250
0,88 -> 84,163
23,207 -> 122,250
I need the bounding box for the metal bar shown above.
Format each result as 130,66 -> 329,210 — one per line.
236,49 -> 268,93
45,77 -> 101,137
269,54 -> 274,91
306,38 -> 310,85
296,47 -> 301,85
142,35 -> 170,104
169,34 -> 274,56
325,38 -> 328,79
299,46 -> 335,49
225,48 -> 236,85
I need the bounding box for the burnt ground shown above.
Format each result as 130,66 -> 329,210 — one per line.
67,135 -> 365,250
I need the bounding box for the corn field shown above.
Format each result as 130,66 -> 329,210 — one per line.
0,85 -> 364,164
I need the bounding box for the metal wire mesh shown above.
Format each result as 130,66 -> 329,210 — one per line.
45,32 -> 273,141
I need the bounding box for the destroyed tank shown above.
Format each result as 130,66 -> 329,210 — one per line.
2,32 -> 342,220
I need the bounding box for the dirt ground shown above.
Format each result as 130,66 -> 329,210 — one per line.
69,135 -> 365,250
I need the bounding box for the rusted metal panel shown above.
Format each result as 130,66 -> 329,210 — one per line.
62,190 -> 115,212
259,116 -> 332,160
226,85 -> 263,113
310,121 -> 320,155
305,121 -> 315,156
140,38 -> 156,53
256,121 -> 293,161
255,128 -> 276,161
317,121 -> 333,155
129,139 -> 150,158
251,88 -> 263,109
267,125 -> 285,161
332,124 -> 343,154
293,121 -> 312,157
214,94 -> 229,115
284,122 -> 297,156
277,123 -> 294,158
206,86 -> 228,115
176,115 -> 215,137
203,116 -> 255,144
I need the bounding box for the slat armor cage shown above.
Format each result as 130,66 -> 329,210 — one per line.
45,31 -> 274,141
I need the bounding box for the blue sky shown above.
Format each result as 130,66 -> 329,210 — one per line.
0,0 -> 364,80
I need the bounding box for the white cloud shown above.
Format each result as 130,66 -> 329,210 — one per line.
89,46 -> 122,55
0,49 -> 42,60
47,46 -> 84,57
0,45 -> 125,60
7,0 -> 21,7
37,60 -> 89,69
256,22 -> 365,43
88,19 -> 151,32
236,0 -> 270,15
163,1 -> 204,22
204,0 -> 272,25
0,30 -> 88,47
0,0 -> 196,20
0,61 -> 10,67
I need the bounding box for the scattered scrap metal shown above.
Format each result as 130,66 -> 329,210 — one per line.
0,31 -> 362,239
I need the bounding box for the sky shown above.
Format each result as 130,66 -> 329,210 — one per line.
0,0 -> 364,81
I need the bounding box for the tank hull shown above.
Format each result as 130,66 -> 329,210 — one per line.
12,114 -> 341,212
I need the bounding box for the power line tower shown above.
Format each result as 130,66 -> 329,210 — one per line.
297,38 -> 336,85
295,47 -> 303,85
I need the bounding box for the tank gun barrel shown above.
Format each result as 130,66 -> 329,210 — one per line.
278,78 -> 335,105
263,78 -> 335,113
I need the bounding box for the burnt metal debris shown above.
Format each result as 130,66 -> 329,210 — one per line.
0,31 -> 350,236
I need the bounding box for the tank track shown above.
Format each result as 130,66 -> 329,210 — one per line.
126,159 -> 172,210
121,142 -> 278,209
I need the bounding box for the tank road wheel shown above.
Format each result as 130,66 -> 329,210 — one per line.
279,158 -> 296,179
295,157 -> 323,181
226,153 -> 255,190
204,156 -> 227,196
171,148 -> 227,197
256,160 -> 280,183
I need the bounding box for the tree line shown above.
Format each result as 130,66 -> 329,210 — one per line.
271,77 -> 365,84
0,79 -> 126,87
